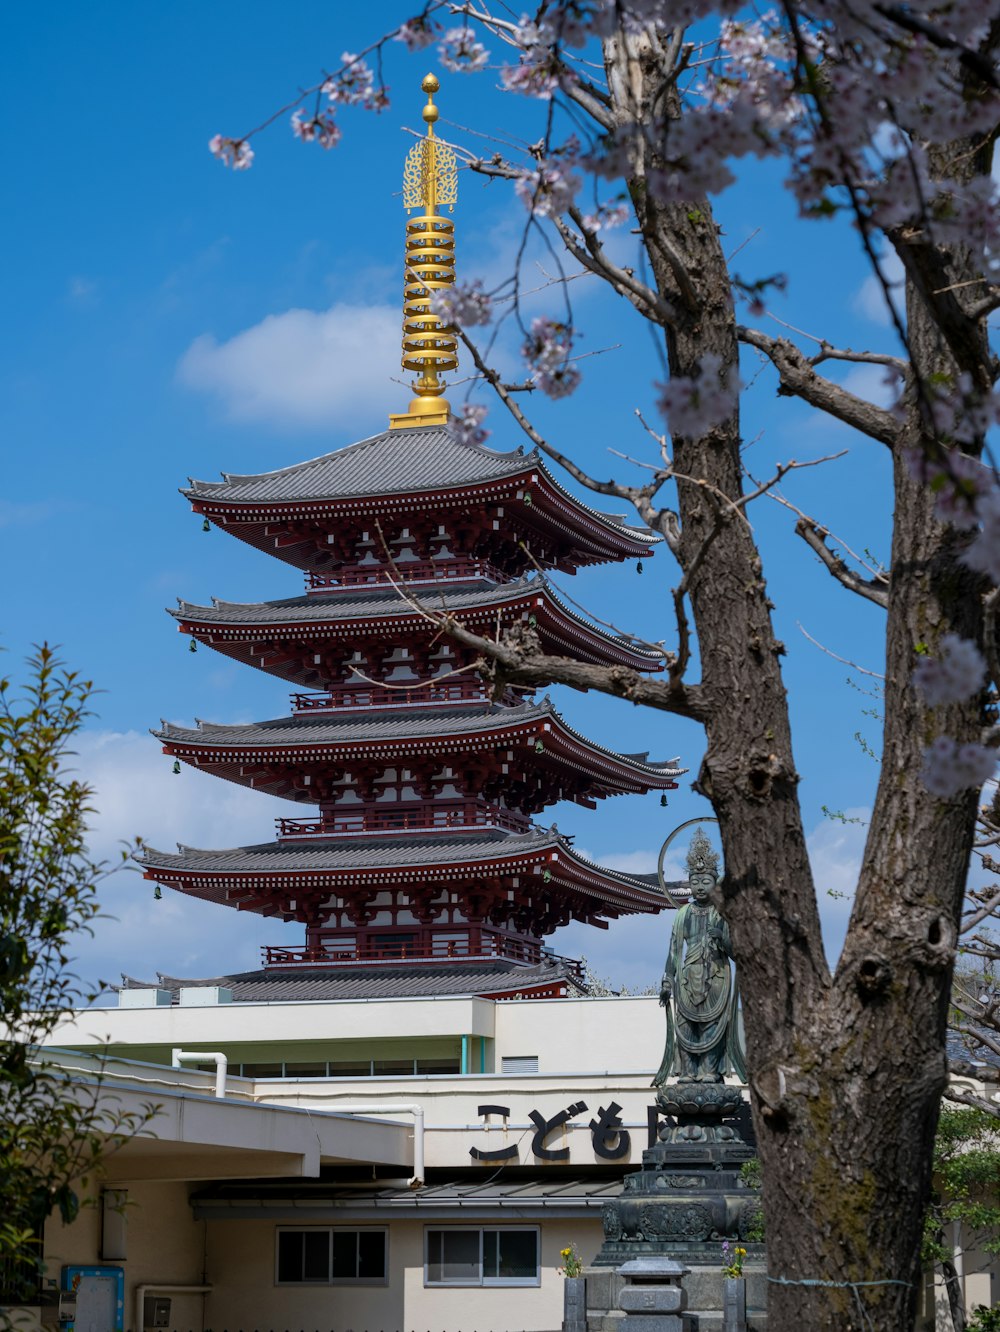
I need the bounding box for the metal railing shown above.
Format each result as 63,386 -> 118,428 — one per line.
261,931 -> 585,981
289,678 -> 513,712
276,802 -> 530,839
305,558 -> 508,592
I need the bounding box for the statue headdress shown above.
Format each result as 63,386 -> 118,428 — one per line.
686,826 -> 719,879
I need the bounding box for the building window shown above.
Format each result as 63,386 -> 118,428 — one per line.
275,1229 -> 387,1285
424,1228 -> 539,1287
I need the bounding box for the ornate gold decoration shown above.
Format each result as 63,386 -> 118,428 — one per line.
390,74 -> 458,430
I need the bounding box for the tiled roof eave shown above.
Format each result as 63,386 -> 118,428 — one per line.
138,836 -> 667,911
154,704 -> 683,785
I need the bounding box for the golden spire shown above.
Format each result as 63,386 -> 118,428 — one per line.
389,74 -> 459,430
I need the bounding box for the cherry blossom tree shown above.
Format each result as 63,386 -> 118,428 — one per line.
209,5 -> 1000,1327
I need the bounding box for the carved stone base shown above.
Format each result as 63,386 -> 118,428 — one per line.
655,1080 -> 744,1143
594,1091 -> 762,1264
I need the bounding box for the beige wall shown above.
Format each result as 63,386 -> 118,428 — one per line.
42,1180 -> 207,1332
204,1214 -> 602,1332
50,995 -> 665,1078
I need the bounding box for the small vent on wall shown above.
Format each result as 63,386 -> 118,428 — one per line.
501,1055 -> 539,1074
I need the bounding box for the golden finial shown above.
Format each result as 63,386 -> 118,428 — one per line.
389,74 -> 459,430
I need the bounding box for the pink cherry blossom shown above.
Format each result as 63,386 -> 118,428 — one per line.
962,489 -> 1000,585
323,54 -> 385,110
208,135 -> 254,170
581,202 -> 630,232
429,282 -> 493,327
522,317 -> 581,398
657,354 -> 742,438
515,162 -> 581,218
921,736 -> 997,798
395,16 -> 440,51
438,27 -> 489,73
453,402 -> 490,446
290,109 -> 342,150
913,635 -> 987,706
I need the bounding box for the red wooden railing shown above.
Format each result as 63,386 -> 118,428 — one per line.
261,931 -> 586,981
305,559 -> 508,592
276,802 -> 530,839
290,678 -> 509,712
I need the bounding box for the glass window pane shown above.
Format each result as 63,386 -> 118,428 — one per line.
415,1058 -> 461,1075
493,1230 -> 537,1281
427,1230 -> 479,1283
284,1061 -> 327,1078
373,1059 -> 415,1076
328,1060 -> 372,1077
482,1230 -> 500,1279
243,1062 -> 283,1078
331,1231 -> 356,1279
302,1231 -> 330,1281
277,1232 -> 302,1283
357,1231 -> 386,1279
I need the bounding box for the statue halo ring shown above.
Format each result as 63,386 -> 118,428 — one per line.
657,816 -> 720,905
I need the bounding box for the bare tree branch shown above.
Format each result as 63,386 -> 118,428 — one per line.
797,623 -> 887,680
739,325 -> 903,447
795,518 -> 891,607
554,204 -> 677,326
455,326 -> 682,551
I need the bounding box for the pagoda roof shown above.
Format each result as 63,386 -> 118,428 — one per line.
117,958 -> 588,1002
139,826 -> 668,920
171,574 -> 665,674
186,427 -> 530,502
183,426 -> 659,567
154,699 -> 682,793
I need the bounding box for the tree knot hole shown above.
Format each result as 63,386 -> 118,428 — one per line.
856,955 -> 893,999
748,768 -> 771,798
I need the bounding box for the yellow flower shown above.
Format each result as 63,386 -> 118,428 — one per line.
561,1248 -> 571,1257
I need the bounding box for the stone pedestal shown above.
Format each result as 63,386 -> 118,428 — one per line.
722,1277 -> 746,1332
585,1081 -> 766,1330
564,1275 -> 587,1332
615,1257 -> 692,1332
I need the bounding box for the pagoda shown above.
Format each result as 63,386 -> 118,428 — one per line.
140,76 -> 683,997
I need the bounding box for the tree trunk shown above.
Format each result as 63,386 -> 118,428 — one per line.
604,28 -> 986,1331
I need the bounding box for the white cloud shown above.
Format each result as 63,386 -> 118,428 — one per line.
807,807 -> 868,965
568,814 -> 866,985
0,499 -> 67,529
67,276 -> 98,305
840,361 -> 899,408
851,252 -> 905,327
177,302 -> 402,430
69,730 -> 300,993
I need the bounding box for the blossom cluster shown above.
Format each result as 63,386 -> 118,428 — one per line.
657,354 -> 742,439
515,160 -> 581,219
500,17 -> 577,99
290,110 -> 341,151
438,27 -> 489,73
453,402 -> 490,446
580,201 -> 630,234
394,15 -> 440,52
486,2 -> 1000,288
208,135 -> 253,171
322,53 -> 386,111
429,281 -> 493,328
913,635 -> 987,707
522,317 -> 581,398
921,737 -> 997,800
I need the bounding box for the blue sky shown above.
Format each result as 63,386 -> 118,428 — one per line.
3,4 -> 902,993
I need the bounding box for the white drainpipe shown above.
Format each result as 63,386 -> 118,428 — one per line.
171,1049 -> 227,1099
134,1284 -> 210,1332
329,1104 -> 425,1185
